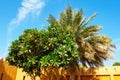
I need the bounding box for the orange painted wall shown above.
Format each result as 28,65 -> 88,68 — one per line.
15,68 -> 40,80
0,59 -> 17,80
114,75 -> 120,80
0,59 -> 120,80
40,66 -> 120,80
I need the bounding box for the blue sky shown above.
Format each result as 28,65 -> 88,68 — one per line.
0,0 -> 120,66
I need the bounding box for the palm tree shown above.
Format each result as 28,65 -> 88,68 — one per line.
47,5 -> 115,67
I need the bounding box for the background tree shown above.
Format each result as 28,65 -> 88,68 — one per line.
113,62 -> 120,66
47,5 -> 115,67
6,25 -> 79,80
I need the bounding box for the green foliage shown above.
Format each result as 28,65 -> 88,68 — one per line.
40,26 -> 79,68
6,29 -> 42,77
6,25 -> 79,78
113,62 -> 120,66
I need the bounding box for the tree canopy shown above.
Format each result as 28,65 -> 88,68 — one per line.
113,62 -> 120,66
6,25 -> 79,80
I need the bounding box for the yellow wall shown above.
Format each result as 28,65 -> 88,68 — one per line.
0,59 -> 17,80
40,66 -> 120,80
0,59 -> 120,80
15,68 -> 40,80
0,59 -> 40,80
114,75 -> 120,80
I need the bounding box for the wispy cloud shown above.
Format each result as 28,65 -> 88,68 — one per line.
4,0 -> 45,58
8,0 -> 45,32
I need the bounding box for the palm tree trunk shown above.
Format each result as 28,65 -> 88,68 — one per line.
69,66 -> 76,80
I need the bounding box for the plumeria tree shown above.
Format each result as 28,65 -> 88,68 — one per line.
6,25 -> 79,80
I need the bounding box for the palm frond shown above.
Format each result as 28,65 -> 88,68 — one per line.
80,25 -> 102,38
47,14 -> 58,25
72,9 -> 84,33
66,5 -> 72,27
81,13 -> 97,29
59,11 -> 67,27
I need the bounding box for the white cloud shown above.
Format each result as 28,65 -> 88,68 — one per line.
3,0 -> 45,58
8,0 -> 45,32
